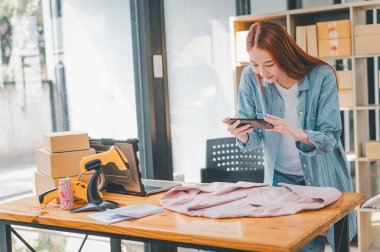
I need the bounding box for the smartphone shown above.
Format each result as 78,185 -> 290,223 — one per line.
229,118 -> 274,129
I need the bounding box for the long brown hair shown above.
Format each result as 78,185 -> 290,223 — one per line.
246,21 -> 333,91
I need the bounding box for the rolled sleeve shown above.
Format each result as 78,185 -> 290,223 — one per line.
296,67 -> 341,157
296,130 -> 337,156
236,129 -> 263,151
236,136 -> 248,151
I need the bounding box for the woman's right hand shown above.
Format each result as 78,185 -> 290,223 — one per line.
222,117 -> 253,145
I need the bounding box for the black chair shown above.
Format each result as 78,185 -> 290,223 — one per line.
200,137 -> 265,183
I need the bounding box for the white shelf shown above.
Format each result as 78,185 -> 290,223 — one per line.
346,152 -> 356,162
358,157 -> 380,162
321,55 -> 353,61
340,106 -> 354,111
235,62 -> 250,67
236,55 -> 380,65
356,105 -> 380,110
354,54 -> 380,59
359,207 -> 380,213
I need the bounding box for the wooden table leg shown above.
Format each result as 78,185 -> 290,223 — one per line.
110,237 -> 121,252
334,215 -> 349,252
0,221 -> 12,252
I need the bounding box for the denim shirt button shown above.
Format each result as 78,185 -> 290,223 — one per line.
307,182 -> 311,186
303,164 -> 307,168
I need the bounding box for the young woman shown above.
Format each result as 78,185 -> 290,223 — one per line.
223,21 -> 354,252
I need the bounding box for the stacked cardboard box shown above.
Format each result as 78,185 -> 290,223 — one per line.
306,25 -> 318,57
235,30 -> 250,63
336,70 -> 354,108
296,26 -> 307,51
296,25 -> 318,57
354,24 -> 380,55
34,131 -> 95,202
317,20 -> 351,58
366,141 -> 380,160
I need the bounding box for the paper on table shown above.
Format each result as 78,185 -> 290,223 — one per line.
112,204 -> 164,218
87,204 -> 164,224
87,209 -> 132,224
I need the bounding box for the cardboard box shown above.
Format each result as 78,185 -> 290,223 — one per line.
354,24 -> 380,36
354,35 -> 380,55
44,131 -> 90,153
296,26 -> 307,52
366,141 -> 380,160
34,171 -> 93,203
235,31 -> 250,63
317,20 -> 351,40
338,89 -> 354,108
318,38 -> 351,58
36,148 -> 96,178
337,70 -> 352,90
306,25 -> 318,57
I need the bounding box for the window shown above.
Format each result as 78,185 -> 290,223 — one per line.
164,0 -> 236,182
49,0 -> 138,138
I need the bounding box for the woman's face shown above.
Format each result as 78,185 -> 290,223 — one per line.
248,47 -> 284,83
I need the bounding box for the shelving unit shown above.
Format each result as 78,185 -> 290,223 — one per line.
229,1 -> 380,251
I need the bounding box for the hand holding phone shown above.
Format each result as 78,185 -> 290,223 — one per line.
229,118 -> 274,129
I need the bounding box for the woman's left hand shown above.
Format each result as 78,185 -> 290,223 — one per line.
264,114 -> 308,142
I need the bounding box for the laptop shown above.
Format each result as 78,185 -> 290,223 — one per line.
89,138 -> 181,196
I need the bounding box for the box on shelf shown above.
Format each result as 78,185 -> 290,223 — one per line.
316,20 -> 351,40
43,131 -> 90,153
34,171 -> 93,203
354,24 -> 380,36
366,141 -> 380,160
338,89 -> 354,108
296,26 -> 307,52
306,25 -> 318,57
354,34 -> 380,55
337,70 -> 352,90
235,66 -> 244,98
235,30 -> 250,63
35,148 -> 96,178
318,38 -> 351,58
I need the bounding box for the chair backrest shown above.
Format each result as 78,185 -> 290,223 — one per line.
201,137 -> 265,183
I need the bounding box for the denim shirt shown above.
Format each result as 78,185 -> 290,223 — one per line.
236,65 -> 355,249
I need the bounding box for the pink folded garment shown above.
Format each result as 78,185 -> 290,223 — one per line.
160,182 -> 341,218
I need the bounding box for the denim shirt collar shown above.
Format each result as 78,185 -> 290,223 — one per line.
266,73 -> 310,93
298,74 -> 310,92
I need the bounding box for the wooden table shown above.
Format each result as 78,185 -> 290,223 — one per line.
0,192 -> 365,252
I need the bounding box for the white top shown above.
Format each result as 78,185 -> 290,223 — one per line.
274,82 -> 303,176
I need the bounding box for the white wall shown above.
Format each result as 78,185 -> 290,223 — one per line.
62,0 -> 137,139
250,0 -> 287,14
165,0 -> 236,182
302,0 -> 333,8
